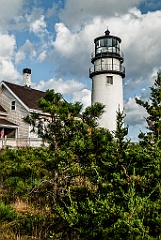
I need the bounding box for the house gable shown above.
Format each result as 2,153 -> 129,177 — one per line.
0,81 -> 46,141
1,81 -> 46,112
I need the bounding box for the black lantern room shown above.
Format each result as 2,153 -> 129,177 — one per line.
89,29 -> 125,78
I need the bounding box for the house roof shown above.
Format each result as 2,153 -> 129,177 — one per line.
2,81 -> 45,111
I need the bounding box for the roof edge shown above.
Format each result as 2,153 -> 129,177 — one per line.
1,81 -> 30,112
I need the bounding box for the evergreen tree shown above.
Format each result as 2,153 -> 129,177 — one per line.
135,70 -> 161,143
1,85 -> 160,239
114,109 -> 128,151
24,89 -> 105,150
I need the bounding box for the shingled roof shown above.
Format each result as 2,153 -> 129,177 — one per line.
3,81 -> 46,111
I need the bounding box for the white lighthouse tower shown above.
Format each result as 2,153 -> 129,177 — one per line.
89,29 -> 125,131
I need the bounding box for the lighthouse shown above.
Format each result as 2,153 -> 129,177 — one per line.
89,29 -> 125,131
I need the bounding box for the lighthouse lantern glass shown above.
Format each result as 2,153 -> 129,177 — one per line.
95,37 -> 121,56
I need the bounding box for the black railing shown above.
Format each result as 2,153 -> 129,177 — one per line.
91,48 -> 124,61
89,64 -> 125,76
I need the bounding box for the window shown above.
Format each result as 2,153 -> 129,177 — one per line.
5,128 -> 16,138
11,100 -> 16,110
106,76 -> 113,85
107,38 -> 112,47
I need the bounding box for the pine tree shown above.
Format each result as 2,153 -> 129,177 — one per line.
114,109 -> 128,150
24,89 -> 105,150
2,87 -> 161,239
135,71 -> 161,143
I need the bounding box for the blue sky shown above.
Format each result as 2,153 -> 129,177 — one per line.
0,0 -> 161,141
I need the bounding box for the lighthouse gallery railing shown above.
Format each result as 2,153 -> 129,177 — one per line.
89,63 -> 125,75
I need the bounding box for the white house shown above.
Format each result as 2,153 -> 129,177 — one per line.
0,77 -> 46,148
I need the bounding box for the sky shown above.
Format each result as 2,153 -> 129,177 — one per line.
0,0 -> 161,141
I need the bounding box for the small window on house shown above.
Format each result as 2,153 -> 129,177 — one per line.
11,101 -> 16,110
106,76 -> 113,85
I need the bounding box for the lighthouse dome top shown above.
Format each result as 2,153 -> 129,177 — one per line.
105,28 -> 110,35
94,28 -> 122,44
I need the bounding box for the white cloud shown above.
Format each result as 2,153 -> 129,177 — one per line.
124,96 -> 148,141
0,33 -> 20,82
0,0 -> 25,30
15,40 -> 37,64
51,18 -> 106,77
0,60 -> 20,82
35,77 -> 84,93
9,5 -> 46,32
59,0 -> 143,29
37,51 -> 47,62
30,15 -> 47,36
53,23 -> 77,57
15,51 -> 25,64
109,8 -> 161,82
51,7 -> 161,96
0,34 -> 16,60
46,3 -> 58,18
72,89 -> 91,109
33,77 -> 90,107
125,97 -> 148,127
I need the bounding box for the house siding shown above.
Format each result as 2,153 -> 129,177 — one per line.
0,86 -> 29,139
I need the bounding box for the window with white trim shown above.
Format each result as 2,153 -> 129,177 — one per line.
106,76 -> 113,85
11,100 -> 16,110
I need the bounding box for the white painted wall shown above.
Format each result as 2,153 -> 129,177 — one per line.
92,73 -> 123,132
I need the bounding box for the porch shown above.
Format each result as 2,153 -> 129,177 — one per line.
0,137 -> 47,148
